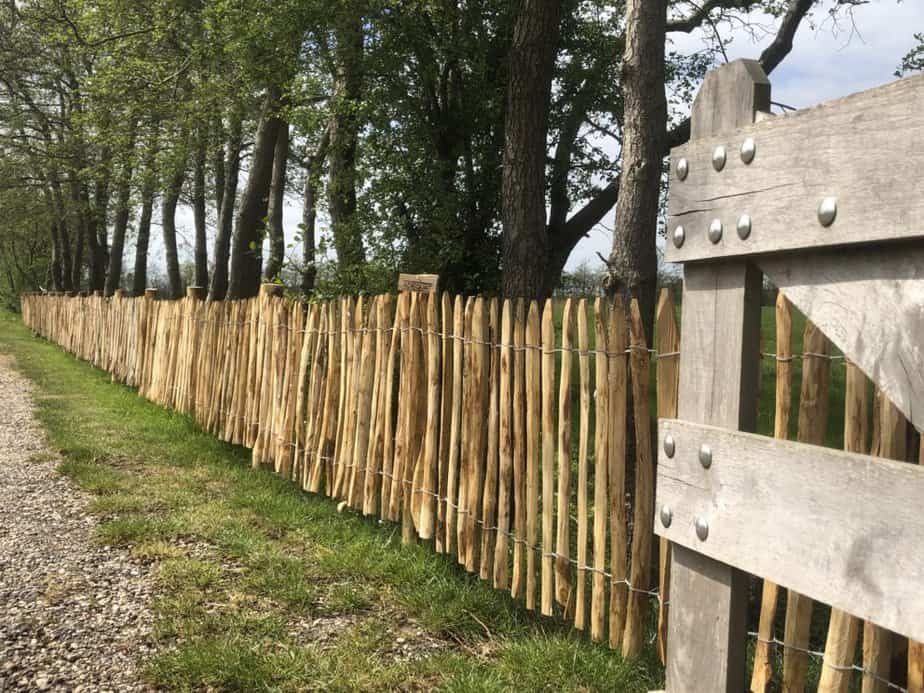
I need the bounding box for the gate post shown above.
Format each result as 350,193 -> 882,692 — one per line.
663,59 -> 769,693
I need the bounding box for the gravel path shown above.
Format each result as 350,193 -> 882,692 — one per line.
0,354 -> 155,692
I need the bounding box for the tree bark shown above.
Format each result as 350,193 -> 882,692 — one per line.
500,0 -> 563,299
227,88 -> 282,299
263,120 -> 289,281
132,182 -> 155,296
605,0 -> 667,341
103,162 -> 134,296
193,135 -> 209,289
301,125 -> 331,294
208,113 -> 242,301
327,9 -> 366,286
161,166 -> 186,299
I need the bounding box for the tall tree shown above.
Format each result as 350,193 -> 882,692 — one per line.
208,112 -> 243,300
263,120 -> 289,280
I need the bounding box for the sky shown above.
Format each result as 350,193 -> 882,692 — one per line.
150,0 -> 923,280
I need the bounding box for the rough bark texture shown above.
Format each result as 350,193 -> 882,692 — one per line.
263,120 -> 289,281
227,89 -> 282,299
606,0 -> 667,341
327,10 -> 366,287
500,0 -> 562,299
208,114 -> 242,301
192,137 -> 209,289
131,184 -> 154,296
161,167 -> 185,300
301,126 -> 331,295
103,161 -> 133,296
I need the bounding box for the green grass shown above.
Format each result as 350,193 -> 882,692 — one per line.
0,310 -> 663,692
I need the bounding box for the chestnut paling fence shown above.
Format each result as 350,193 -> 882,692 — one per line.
20,286 -> 675,658
19,287 -> 917,691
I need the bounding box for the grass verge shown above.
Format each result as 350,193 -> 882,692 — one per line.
0,310 -> 663,692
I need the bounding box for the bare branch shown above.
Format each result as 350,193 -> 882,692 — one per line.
666,0 -> 757,34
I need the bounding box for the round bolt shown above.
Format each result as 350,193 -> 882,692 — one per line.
660,505 -> 673,529
712,145 -> 727,171
818,197 -> 837,227
676,157 -> 689,181
695,517 -> 709,541
740,137 -> 756,164
708,219 -> 723,244
737,214 -> 752,240
699,444 -> 712,469
663,434 -> 676,458
673,225 -> 685,248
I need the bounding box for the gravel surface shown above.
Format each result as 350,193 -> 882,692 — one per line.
0,355 -> 155,692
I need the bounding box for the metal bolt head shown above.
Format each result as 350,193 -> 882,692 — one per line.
712,145 -> 727,171
699,444 -> 712,469
663,434 -> 676,458
672,225 -> 685,248
818,197 -> 838,227
676,157 -> 689,181
708,219 -> 723,244
695,517 -> 709,541
740,137 -> 756,164
660,505 -> 673,528
737,214 -> 752,240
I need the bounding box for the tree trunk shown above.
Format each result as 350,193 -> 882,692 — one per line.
49,221 -> 64,290
193,136 -> 209,289
263,120 -> 289,281
606,0 -> 667,341
208,113 -> 242,301
327,9 -> 366,286
132,183 -> 155,296
104,131 -> 136,296
301,126 -> 331,295
161,166 -> 185,299
227,88 -> 282,299
500,0 -> 563,300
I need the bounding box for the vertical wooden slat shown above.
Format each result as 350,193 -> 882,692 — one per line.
608,297 -> 628,650
494,299 -> 513,589
443,295 -> 464,550
751,292 -> 794,693
540,300 -> 556,616
456,297 -> 474,560
436,292 -> 454,551
400,294 -> 423,543
655,288 -> 680,662
622,299 -> 654,658
575,299 -> 590,630
818,360 -> 869,693
525,301 -> 541,611
465,298 -> 487,572
480,298 -> 500,580
416,293 -> 441,539
556,298 -> 574,613
363,295 -> 390,516
348,297 -> 376,508
511,299 -> 527,598
379,294 -> 402,514
782,319 -> 833,693
590,298 -> 608,642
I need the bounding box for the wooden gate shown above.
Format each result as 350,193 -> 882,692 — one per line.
657,60 -> 924,692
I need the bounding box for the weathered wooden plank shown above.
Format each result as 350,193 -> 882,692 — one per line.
590,298 -> 608,642
607,296 -> 628,650
525,301 -> 541,612
656,418 -> 924,643
667,71 -> 924,263
574,299 -> 590,631
540,300 -> 556,617
555,298 -> 574,612
759,244 -> 924,434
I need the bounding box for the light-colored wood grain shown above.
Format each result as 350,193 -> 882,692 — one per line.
525,301 -> 541,612
401,294 -> 423,545
667,72 -> 924,263
782,319 -> 832,693
575,299 -> 590,631
540,300 -> 556,616
750,292 -> 793,693
556,298 -> 574,613
607,296 -> 628,650
622,300 -> 654,658
590,298 -> 608,642
456,298 -> 474,560
494,299 -> 513,590
912,436 -> 924,693
397,273 -> 439,293
480,298 -> 500,580
655,289 -> 680,663
436,292 -> 454,551
656,417 -> 924,643
464,298 -> 487,572
416,294 -> 441,539
759,244 -> 924,436
444,295 -> 464,552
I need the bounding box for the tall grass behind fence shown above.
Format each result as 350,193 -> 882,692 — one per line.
20,286 -> 668,657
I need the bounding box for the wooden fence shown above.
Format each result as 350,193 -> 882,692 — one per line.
19,278 -> 922,690
20,286 -> 677,657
